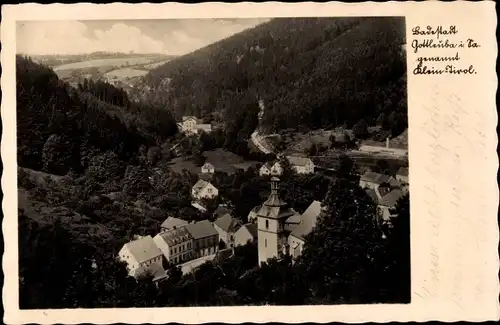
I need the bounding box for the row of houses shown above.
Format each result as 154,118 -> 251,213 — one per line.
258,156 -> 315,176
118,207 -> 259,281
360,167 -> 409,226
197,156 -> 315,179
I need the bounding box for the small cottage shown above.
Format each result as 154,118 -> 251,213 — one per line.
191,179 -> 218,200
213,213 -> 241,248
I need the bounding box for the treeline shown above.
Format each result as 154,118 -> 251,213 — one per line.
16,55 -> 178,176
133,17 -> 407,141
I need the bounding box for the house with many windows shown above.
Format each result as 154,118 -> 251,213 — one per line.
286,156 -> 315,174
185,220 -> 219,258
153,227 -> 194,265
177,116 -> 213,135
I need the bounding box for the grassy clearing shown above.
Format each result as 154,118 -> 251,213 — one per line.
167,149 -> 259,175
53,56 -> 160,71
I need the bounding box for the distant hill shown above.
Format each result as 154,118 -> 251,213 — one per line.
16,55 -> 177,176
131,17 -> 407,143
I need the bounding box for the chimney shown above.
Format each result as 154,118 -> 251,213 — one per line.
386,137 -> 390,149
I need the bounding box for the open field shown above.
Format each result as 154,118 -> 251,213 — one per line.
53,56 -> 161,71
167,149 -> 259,175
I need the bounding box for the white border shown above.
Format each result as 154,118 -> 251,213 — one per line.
2,2 -> 499,324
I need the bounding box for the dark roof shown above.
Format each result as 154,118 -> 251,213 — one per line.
186,220 -> 219,239
214,213 -> 240,233
232,161 -> 259,171
377,184 -> 392,197
397,167 -> 409,177
257,204 -> 296,220
161,216 -> 188,230
214,204 -> 232,218
157,227 -> 192,246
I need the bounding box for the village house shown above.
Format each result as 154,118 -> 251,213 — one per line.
213,213 -> 241,248
259,162 -> 272,176
259,161 -> 284,176
191,179 -> 218,200
234,223 -> 258,246
359,171 -> 399,191
118,235 -> 165,280
271,161 -> 284,175
377,188 -> 404,225
396,166 -> 409,184
286,156 -> 315,174
178,116 -> 212,135
287,200 -> 324,259
185,220 -> 219,258
153,226 -> 194,265
201,162 -> 215,174
160,216 -> 188,232
365,187 -> 404,226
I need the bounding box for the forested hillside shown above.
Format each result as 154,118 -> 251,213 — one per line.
132,17 -> 407,140
17,55 -> 178,175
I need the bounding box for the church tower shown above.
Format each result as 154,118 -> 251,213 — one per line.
257,177 -> 295,266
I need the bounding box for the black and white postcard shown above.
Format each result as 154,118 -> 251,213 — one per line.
1,2 -> 498,324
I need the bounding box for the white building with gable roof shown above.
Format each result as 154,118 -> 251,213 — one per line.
191,179 -> 218,200
118,235 -> 164,279
286,156 -> 315,174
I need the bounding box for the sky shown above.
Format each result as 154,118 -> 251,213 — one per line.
16,18 -> 270,56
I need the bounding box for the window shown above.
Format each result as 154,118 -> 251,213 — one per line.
170,249 -> 173,255
265,220 -> 269,229
265,239 -> 267,247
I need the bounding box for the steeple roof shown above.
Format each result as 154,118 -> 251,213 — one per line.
257,177 -> 298,220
